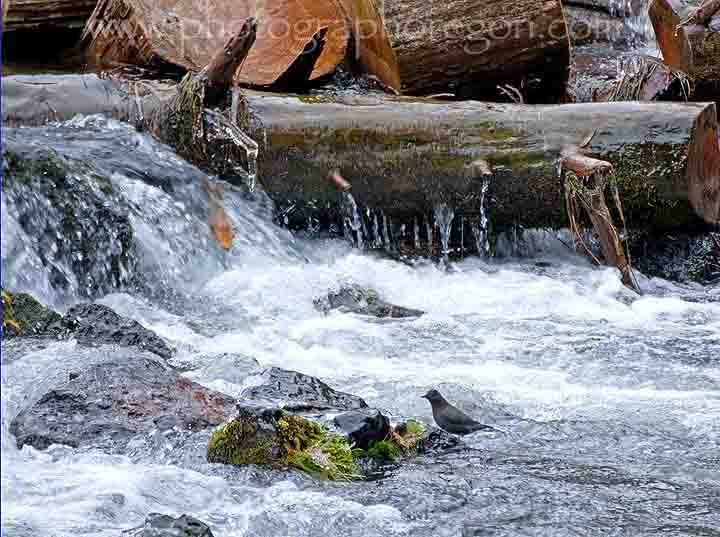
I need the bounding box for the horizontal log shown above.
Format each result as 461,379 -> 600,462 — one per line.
3,74 -> 718,237
3,0 -> 97,30
244,92 -> 720,229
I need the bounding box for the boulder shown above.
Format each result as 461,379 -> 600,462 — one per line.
11,354 -> 235,451
314,285 -> 424,319
125,513 -> 215,537
1,292 -> 173,359
46,303 -> 174,359
207,404 -> 359,480
241,367 -> 368,412
333,409 -> 391,450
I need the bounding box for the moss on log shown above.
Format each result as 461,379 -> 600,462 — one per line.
244,93 -> 720,233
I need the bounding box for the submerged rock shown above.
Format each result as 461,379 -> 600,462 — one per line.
125,513 -> 215,537
0,292 -> 173,358
334,409 -> 390,450
207,404 -> 358,480
241,367 -> 368,412
11,354 -> 235,452
314,285 -> 424,318
3,145 -> 136,300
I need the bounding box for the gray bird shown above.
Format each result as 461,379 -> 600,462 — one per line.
421,389 -> 495,435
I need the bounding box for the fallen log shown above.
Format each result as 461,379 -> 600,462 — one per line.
379,0 -> 571,99
650,0 -> 720,103
83,0 -> 570,99
3,0 -> 96,31
2,72 -> 718,245
82,0 -> 401,91
242,94 -> 720,233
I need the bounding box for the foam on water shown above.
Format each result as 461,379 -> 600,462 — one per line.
2,117 -> 720,536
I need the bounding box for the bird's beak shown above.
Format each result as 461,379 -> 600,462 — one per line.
420,393 -> 428,399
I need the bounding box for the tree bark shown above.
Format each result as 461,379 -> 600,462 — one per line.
650,0 -> 720,104
244,93 -> 720,232
378,0 -> 571,100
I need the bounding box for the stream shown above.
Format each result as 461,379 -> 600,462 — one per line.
2,111 -> 720,536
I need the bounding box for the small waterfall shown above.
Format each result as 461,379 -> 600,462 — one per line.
413,218 -> 421,251
372,212 -> 382,249
471,179 -> 491,257
341,192 -> 364,249
381,211 -> 392,251
425,216 -> 433,255
433,204 -> 455,262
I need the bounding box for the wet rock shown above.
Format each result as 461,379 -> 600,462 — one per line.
334,409 -> 391,449
416,426 -> 467,453
1,290 -> 62,339
241,367 -> 368,412
11,354 -> 235,452
3,145 -> 136,299
1,293 -> 173,359
314,285 -> 424,318
125,513 -> 215,537
207,404 -> 359,480
633,232 -> 720,284
46,303 -> 174,359
394,420 -> 467,454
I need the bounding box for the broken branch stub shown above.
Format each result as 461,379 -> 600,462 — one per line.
561,153 -> 639,292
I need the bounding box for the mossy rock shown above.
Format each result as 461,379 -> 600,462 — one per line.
207,406 -> 360,480
1,290 -> 61,339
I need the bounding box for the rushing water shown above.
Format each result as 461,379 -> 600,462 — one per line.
2,117 -> 720,536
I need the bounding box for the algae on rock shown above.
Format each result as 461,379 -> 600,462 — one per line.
207,407 -> 360,480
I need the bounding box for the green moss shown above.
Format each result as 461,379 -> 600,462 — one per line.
287,435 -> 359,480
2,290 -> 22,335
207,418 -> 276,465
208,412 -> 360,480
276,414 -> 324,452
364,440 -> 399,463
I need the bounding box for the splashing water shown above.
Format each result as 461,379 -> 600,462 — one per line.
2,116 -> 720,537
433,204 -> 455,262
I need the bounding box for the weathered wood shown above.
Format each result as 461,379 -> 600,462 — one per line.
3,0 -> 96,31
378,0 -> 571,99
650,0 -> 720,103
243,93 -> 720,230
82,0 -> 400,91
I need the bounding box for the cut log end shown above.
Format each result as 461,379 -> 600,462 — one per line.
687,103 -> 720,224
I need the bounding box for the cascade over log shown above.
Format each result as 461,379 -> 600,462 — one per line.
379,0 -> 571,99
650,0 -> 720,103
